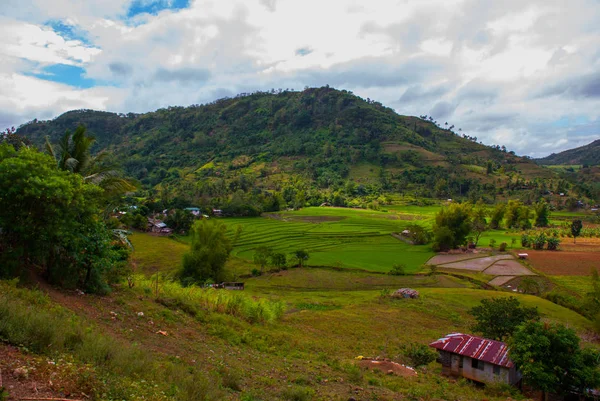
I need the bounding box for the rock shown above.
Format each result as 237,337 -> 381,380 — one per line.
13,367 -> 28,379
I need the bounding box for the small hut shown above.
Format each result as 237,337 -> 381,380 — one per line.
392,288 -> 419,299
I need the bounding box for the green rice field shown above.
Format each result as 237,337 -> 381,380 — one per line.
223,207 -> 435,273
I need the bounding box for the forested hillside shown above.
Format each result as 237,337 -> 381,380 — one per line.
537,139 -> 600,166
18,86 -> 592,210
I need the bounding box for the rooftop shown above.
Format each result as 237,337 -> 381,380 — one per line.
429,333 -> 513,368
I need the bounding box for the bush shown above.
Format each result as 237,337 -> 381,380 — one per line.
402,342 -> 437,368
489,239 -> 497,249
521,234 -> 530,247
498,242 -> 507,252
547,236 -> 560,250
389,264 -> 406,276
532,233 -> 547,250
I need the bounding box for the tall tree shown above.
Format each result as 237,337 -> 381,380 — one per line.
45,125 -> 136,198
180,219 -> 232,284
534,200 -> 550,227
571,220 -> 583,244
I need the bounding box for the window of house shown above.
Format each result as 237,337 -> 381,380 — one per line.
493,365 -> 500,375
471,359 -> 484,371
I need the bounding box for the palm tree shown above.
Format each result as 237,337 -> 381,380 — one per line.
45,125 -> 136,197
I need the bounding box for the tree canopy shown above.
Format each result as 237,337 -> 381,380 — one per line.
469,296 -> 540,341
510,321 -> 600,397
0,144 -> 126,293
180,219 -> 232,284
432,203 -> 472,251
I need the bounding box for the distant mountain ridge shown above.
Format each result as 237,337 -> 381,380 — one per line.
537,139 -> 600,166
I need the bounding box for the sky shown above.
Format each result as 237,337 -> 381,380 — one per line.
1,0 -> 599,157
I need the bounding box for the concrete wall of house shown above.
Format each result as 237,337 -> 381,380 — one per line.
438,351 -> 517,385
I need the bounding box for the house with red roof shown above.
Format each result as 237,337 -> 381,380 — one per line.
429,333 -> 521,385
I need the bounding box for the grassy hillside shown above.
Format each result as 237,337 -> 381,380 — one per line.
16,87 -> 559,206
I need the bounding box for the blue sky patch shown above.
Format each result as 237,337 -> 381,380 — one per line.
45,20 -> 92,45
127,0 -> 190,18
27,64 -> 97,88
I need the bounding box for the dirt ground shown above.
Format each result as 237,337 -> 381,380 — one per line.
558,237 -> 600,252
527,251 -> 600,276
483,260 -> 536,276
488,276 -> 516,286
357,359 -> 417,377
427,253 -> 489,265
438,255 -> 514,271
0,344 -> 85,401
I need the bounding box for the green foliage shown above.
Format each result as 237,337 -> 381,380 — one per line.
498,242 -> 507,251
402,342 -> 437,368
292,249 -> 309,267
0,145 -> 123,293
489,204 -> 505,229
546,236 -> 560,250
253,246 -> 273,272
571,219 -> 583,243
531,233 -> 547,250
469,296 -> 540,341
432,203 -> 472,251
388,264 -> 406,276
489,239 -> 497,248
534,200 -> 550,227
270,252 -> 287,270
404,223 -> 432,245
510,321 -> 600,396
518,277 -> 542,295
180,220 -> 232,284
164,209 -> 195,233
521,234 -> 531,247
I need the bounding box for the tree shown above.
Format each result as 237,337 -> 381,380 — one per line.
402,343 -> 437,368
471,200 -> 487,247
534,200 -> 550,227
489,203 -> 505,229
432,203 -> 472,251
510,321 -> 600,400
164,209 -> 195,233
253,246 -> 273,273
0,145 -> 122,293
180,220 -> 232,284
571,219 -> 583,244
293,249 -> 309,267
469,296 -> 540,341
45,125 -> 136,199
404,223 -> 432,245
270,252 -> 287,270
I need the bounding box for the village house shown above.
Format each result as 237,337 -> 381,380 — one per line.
429,333 -> 521,385
147,218 -> 172,234
185,207 -> 201,217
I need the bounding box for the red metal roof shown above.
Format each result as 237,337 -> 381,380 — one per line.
429,333 -> 514,368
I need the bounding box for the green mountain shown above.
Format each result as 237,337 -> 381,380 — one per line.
17,87 -> 561,208
536,139 -> 600,166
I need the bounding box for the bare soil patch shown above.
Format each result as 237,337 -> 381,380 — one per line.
439,255 -> 514,272
427,252 -> 490,266
483,260 -> 535,276
558,237 -> 600,252
527,251 -> 600,276
358,359 -> 417,377
488,276 -> 516,286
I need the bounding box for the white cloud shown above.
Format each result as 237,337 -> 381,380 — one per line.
1,0 -> 599,157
